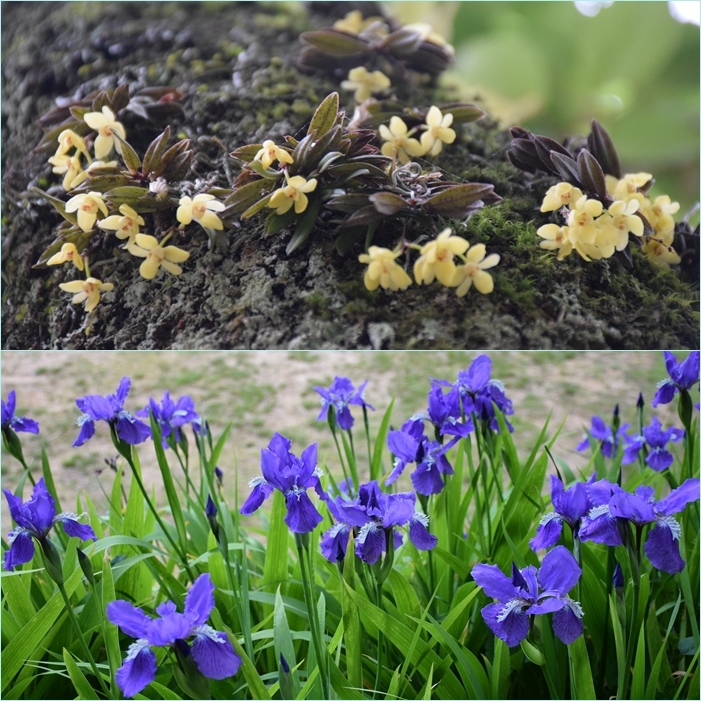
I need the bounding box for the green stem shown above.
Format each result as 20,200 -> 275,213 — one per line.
295,534 -> 330,699
58,582 -> 111,698
620,526 -> 642,700
362,406 -> 373,477
330,426 -> 352,495
348,429 -> 360,496
375,579 -> 384,697
115,433 -> 194,582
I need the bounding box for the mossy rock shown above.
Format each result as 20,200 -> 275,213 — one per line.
1,1 -> 697,349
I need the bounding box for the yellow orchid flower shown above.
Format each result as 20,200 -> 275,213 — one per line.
268,173 -> 318,215
177,194 -> 226,230
540,182 -> 583,212
47,242 -> 85,270
379,116 -> 425,164
414,228 -> 469,286
452,244 -> 500,296
59,277 -> 113,312
98,204 -> 145,244
254,140 -> 294,170
83,106 -> 126,159
65,191 -> 109,232
358,246 -> 412,291
341,67 -> 391,103
420,106 -> 456,157
127,234 -> 190,279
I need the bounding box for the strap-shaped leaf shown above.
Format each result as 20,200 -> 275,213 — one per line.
382,27 -> 426,56
534,135 -> 573,174
588,119 -> 622,179
550,151 -> 581,185
241,192 -> 273,220
369,191 -> 407,215
31,187 -> 78,226
286,196 -> 322,254
577,148 -> 607,200
308,92 -> 339,138
230,143 -> 264,162
300,30 -> 368,56
111,131 -> 141,174
424,183 -> 495,217
225,179 -> 271,214
110,83 -> 131,112
143,126 -> 171,177
438,103 -> 485,125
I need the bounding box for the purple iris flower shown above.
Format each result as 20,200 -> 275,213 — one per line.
579,478 -> 623,546
73,377 -> 151,448
320,481 -> 437,565
608,479 -> 700,574
652,351 -> 700,407
107,573 -> 241,698
622,417 -> 685,472
386,418 -> 456,495
240,433 -> 325,533
3,478 -> 96,571
530,474 -> 595,551
446,355 -> 514,432
426,384 -> 474,439
576,416 -> 630,458
1,391 -> 40,435
137,391 -> 200,446
314,377 -> 374,431
471,546 -> 584,647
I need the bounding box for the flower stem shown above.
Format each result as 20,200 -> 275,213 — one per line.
58,582 -> 111,698
295,533 -> 330,699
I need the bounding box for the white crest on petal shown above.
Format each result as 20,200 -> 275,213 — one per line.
538,511 -> 560,527
412,512 -> 429,528
247,475 -> 268,489
496,598 -> 527,622
125,638 -> 152,661
357,522 -> 378,545
586,504 -> 610,520
192,624 -> 226,643
657,514 -> 682,540
565,598 -> 584,619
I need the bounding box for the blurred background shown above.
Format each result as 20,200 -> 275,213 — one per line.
2,350 -> 694,533
387,0 -> 699,220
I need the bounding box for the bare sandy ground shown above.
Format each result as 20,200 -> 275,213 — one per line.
1,351 -> 685,534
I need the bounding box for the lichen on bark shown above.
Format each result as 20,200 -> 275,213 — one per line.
2,1 -> 698,349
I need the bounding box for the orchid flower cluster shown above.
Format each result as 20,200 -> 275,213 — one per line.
359,227 -> 500,296
35,86 -> 227,316
509,119 -> 686,270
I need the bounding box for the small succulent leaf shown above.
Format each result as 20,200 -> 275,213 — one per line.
110,84 -> 130,112
408,43 -> 453,74
286,196 -> 323,254
507,150 -> 535,173
369,192 -> 407,216
510,126 -> 530,139
534,136 -> 572,174
248,159 -> 285,180
110,131 -> 141,173
225,179 -> 271,214
308,92 -> 340,138
577,149 -> 607,199
91,91 -> 111,113
318,151 -> 345,173
292,133 -> 315,171
76,174 -> 132,191
424,183 -> 495,217
155,139 -> 190,177
304,125 -> 344,170
241,193 -> 273,220
550,152 -> 581,185
300,30 -> 369,56
508,139 -> 541,173
335,226 -> 367,256
230,143 -> 264,162
104,186 -> 150,199
69,106 -> 91,121
326,193 -> 372,213
31,187 -> 78,226
439,103 -> 486,125
34,227 -> 91,267
285,135 -> 299,148
264,208 -> 297,235
344,205 -> 385,228
587,119 -> 622,179
382,27 -> 426,56
163,150 -> 194,182
142,126 -> 172,177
